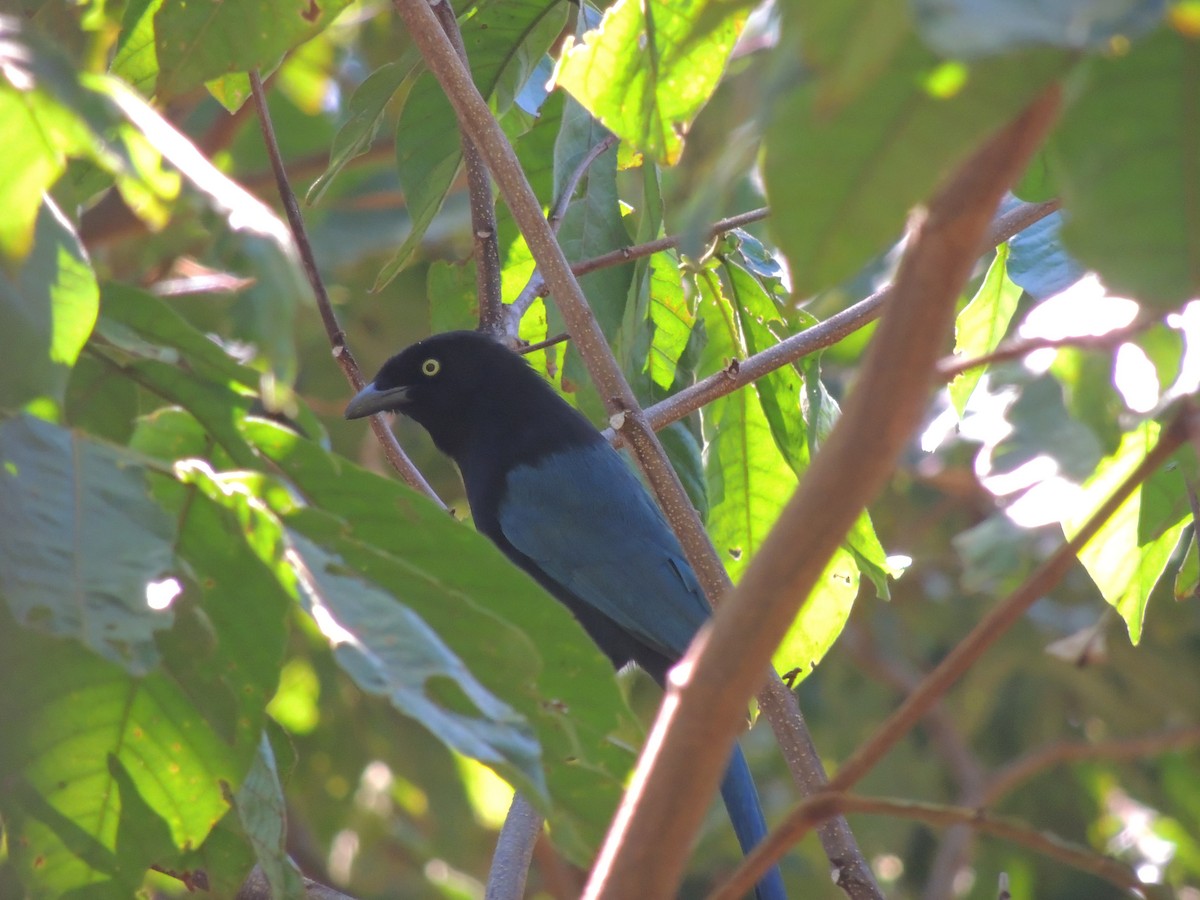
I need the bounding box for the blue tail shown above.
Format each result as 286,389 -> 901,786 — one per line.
720,745 -> 787,900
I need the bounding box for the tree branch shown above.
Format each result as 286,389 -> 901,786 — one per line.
506,132 -> 620,330
583,88 -> 1064,900
983,725 -> 1200,806
571,206 -> 770,279
709,793 -> 1151,900
936,313 -> 1154,380
486,793 -> 545,900
248,71 -> 443,505
725,399 -> 1192,893
606,199 -> 1061,446
427,1 -> 504,337
389,0 -> 879,894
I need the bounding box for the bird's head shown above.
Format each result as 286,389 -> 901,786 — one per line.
344,330 -> 553,457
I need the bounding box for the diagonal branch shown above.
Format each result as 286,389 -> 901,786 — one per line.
608,199 -> 1060,446
711,793 -> 1151,900
427,1 -> 504,337
248,71 -> 443,505
390,0 -> 880,894
583,88 -> 1064,900
722,399 -> 1191,895
506,132 -> 620,330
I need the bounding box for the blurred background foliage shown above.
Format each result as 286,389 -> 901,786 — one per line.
1,0 -> 1199,898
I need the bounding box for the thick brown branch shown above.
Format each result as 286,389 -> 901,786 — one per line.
584,89 -> 1064,900
389,0 -> 878,894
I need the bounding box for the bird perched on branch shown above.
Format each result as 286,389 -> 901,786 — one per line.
346,329 -> 786,900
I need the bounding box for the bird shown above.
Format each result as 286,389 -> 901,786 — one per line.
345,330 -> 786,900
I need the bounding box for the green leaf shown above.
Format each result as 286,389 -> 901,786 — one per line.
1061,420 -> 1189,643
286,521 -> 546,789
0,18 -> 132,262
555,0 -> 747,165
241,420 -> 637,860
226,737 -> 306,900
786,0 -> 912,111
696,268 -> 798,582
645,250 -> 691,391
949,244 -> 1022,415
0,607 -> 254,896
0,415 -> 176,673
153,0 -> 353,102
1053,27 -> 1200,309
763,39 -> 1071,297
308,58 -> 418,204
111,0 -> 162,95
99,283 -> 258,390
377,0 -> 570,285
0,199 -> 98,416
551,97 -> 633,387
429,259 -> 482,333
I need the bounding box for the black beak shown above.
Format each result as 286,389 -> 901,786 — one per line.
344,382 -> 411,419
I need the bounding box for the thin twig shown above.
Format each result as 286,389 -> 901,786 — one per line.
983,725 -> 1200,806
583,89 -> 1064,900
518,331 -> 570,355
389,1 -> 879,894
248,71 -> 443,504
605,199 -> 1061,446
937,314 -> 1154,380
486,793 -> 545,900
428,1 -> 504,337
571,206 -> 770,279
510,206 -> 770,327
724,400 -> 1191,893
506,132 -> 620,329
551,133 -> 620,233
708,793 -> 1150,900
840,623 -> 985,797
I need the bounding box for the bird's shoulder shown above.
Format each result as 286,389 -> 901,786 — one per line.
496,441 -> 710,655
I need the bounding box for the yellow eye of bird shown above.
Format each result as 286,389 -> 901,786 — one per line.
421,358 -> 441,376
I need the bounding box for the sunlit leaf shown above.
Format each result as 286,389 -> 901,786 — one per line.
1061,420 -> 1189,642
555,0 -> 747,165
0,200 -> 98,416
949,243 -> 1022,416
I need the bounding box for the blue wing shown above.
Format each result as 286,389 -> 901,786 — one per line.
496,442 -> 710,662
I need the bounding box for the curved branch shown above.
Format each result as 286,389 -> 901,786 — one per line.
584,89 -> 1064,900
